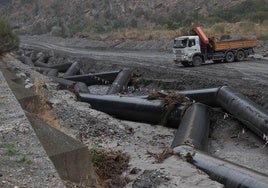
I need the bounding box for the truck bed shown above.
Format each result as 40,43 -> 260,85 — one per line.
212,38 -> 257,52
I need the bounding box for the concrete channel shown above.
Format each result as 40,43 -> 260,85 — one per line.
0,60 -> 96,186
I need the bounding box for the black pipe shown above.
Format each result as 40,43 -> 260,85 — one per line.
179,88 -> 219,106
49,77 -> 76,88
47,69 -> 58,77
139,88 -> 220,106
34,61 -> 72,72
34,60 -> 49,68
78,93 -> 183,127
48,62 -> 73,72
63,62 -> 80,77
32,66 -> 52,74
107,69 -> 131,95
18,55 -> 34,67
74,82 -> 89,94
173,145 -> 268,188
216,86 -> 268,141
171,103 -> 209,152
64,71 -> 120,86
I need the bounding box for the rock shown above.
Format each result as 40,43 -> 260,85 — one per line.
132,170 -> 170,188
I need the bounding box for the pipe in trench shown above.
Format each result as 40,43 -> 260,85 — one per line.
78,93 -> 183,127
63,61 -> 80,77
216,86 -> 268,141
171,103 -> 209,152
107,69 -> 131,95
64,71 -> 120,86
173,145 -> 268,188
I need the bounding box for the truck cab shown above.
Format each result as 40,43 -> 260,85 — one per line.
173,36 -> 202,66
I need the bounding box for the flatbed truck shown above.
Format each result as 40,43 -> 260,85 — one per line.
173,27 -> 257,66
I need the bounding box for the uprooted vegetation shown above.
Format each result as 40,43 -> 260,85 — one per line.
89,146 -> 130,187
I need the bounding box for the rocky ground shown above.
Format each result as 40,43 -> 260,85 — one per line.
1,36 -> 268,187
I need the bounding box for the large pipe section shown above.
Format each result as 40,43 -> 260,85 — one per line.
107,69 -> 131,95
49,77 -> 76,88
171,103 -> 209,152
216,86 -> 268,141
173,145 -> 268,188
74,82 -> 89,94
63,61 -> 80,77
64,71 -> 120,86
34,61 -> 73,72
179,88 -> 219,106
78,93 -> 183,127
47,69 -> 58,77
140,86 -> 268,142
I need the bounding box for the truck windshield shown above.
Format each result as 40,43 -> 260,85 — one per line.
173,38 -> 188,48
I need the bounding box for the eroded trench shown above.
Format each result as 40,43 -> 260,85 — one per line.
2,47 -> 268,188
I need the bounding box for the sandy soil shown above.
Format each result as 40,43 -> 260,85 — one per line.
6,35 -> 268,187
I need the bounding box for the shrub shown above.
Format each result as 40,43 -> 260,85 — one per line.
0,20 -> 19,56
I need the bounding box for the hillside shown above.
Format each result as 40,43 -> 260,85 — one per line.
0,0 -> 249,36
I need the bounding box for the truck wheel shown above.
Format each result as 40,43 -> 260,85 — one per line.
225,51 -> 235,63
192,56 -> 202,66
235,50 -> 245,61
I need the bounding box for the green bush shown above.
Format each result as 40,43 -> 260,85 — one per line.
210,0 -> 268,23
0,20 -> 19,56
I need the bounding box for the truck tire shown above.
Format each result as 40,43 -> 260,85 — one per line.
235,50 -> 245,61
192,56 -> 202,66
225,51 -> 235,63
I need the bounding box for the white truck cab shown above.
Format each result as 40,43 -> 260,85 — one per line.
173,36 -> 201,65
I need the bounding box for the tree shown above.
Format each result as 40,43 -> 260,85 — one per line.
0,20 -> 19,56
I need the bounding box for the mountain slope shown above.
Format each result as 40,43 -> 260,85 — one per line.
0,0 -> 248,36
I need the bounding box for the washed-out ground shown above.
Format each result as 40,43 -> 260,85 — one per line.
1,35 -> 268,187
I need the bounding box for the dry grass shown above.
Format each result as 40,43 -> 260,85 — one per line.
203,22 -> 268,39
146,148 -> 174,163
89,147 -> 130,188
102,28 -> 181,41
33,77 -> 65,132
98,22 -> 268,41
0,54 -> 15,61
